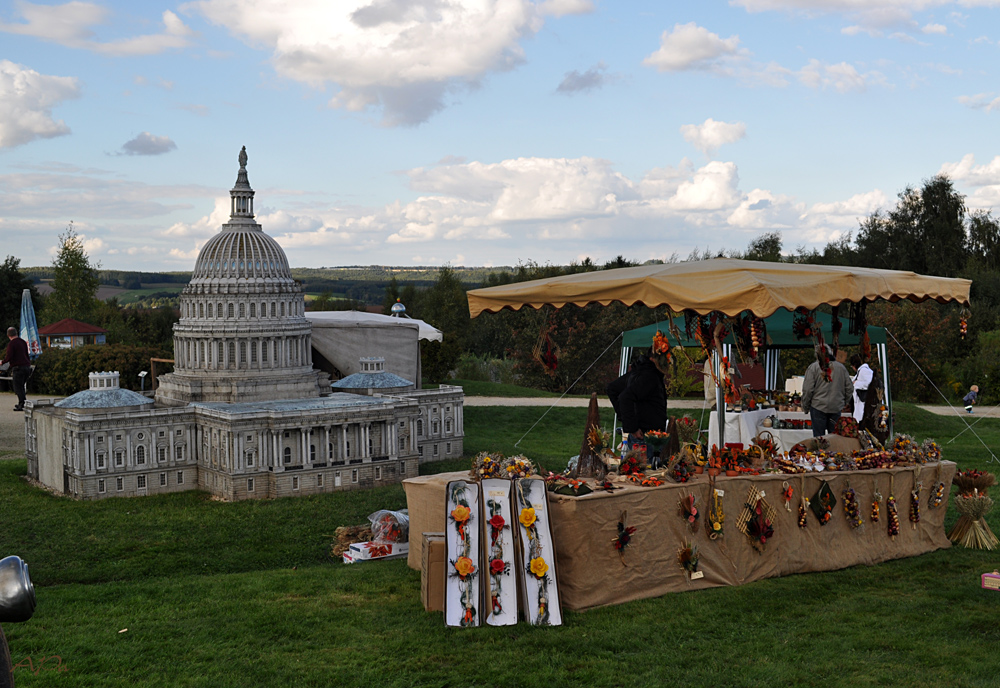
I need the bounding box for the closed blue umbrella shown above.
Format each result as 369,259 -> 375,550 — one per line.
20,289 -> 41,359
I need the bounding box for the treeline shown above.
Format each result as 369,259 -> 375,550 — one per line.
390,176 -> 998,404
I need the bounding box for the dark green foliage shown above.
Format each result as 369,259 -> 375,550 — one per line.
743,231 -> 783,262
31,343 -> 172,395
40,224 -> 101,325
90,301 -> 178,349
0,256 -> 41,331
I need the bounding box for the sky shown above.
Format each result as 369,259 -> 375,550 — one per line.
2,0 -> 1000,271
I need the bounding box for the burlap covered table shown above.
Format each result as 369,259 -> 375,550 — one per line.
404,461 -> 955,611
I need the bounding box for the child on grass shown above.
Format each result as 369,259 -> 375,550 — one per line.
964,385 -> 980,413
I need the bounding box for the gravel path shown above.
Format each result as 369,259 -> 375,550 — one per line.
0,392 -> 45,458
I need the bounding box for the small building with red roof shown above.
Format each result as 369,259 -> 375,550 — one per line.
38,318 -> 108,349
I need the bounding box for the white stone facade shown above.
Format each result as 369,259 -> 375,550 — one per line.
24,148 -> 463,501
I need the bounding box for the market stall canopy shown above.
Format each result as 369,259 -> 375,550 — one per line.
621,310 -> 887,349
466,259 -> 972,318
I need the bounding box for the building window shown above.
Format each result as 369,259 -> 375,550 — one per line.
283,447 -> 291,464
137,432 -> 145,441
137,475 -> 147,489
432,421 -> 439,434
239,342 -> 247,365
398,437 -> 405,451
158,430 -> 165,438
262,341 -> 268,363
247,478 -> 255,492
246,451 -> 254,467
346,440 -> 351,458
446,442 -> 452,455
97,435 -> 104,443
208,303 -> 213,318
116,477 -> 124,491
433,444 -> 439,457
246,434 -> 253,442
251,342 -> 257,364
98,479 -> 106,494
368,437 -> 373,456
417,420 -> 423,436
115,451 -> 124,467
228,342 -> 236,366
97,453 -> 105,469
280,302 -> 285,316
158,446 -> 166,462
228,303 -> 235,318
310,444 -> 316,462
328,442 -> 334,460
271,302 -> 276,317
175,445 -> 184,460
115,434 -> 122,442
283,431 -> 290,439
176,429 -> 183,437
239,303 -> 246,318
399,461 -> 406,473
446,419 -> 452,433
375,466 -> 382,480
418,446 -> 424,457
160,473 -> 167,487
199,302 -> 204,318
250,303 -> 256,318
136,446 -> 146,465
177,471 -> 184,484
317,474 -> 324,487
292,476 -> 299,490
351,469 -> 358,483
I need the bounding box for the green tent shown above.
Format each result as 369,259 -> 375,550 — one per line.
619,309 -> 892,434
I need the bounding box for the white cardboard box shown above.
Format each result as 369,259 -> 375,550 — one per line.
343,541 -> 410,564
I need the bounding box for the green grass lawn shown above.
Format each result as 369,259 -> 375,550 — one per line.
3,404 -> 1000,687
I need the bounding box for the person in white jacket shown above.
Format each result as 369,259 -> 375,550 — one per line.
850,354 -> 873,423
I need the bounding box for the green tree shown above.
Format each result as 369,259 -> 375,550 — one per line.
0,255 -> 41,331
743,231 -> 783,262
42,224 -> 101,324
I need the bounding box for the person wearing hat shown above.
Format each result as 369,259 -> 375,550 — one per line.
2,326 -> 31,411
800,343 -> 854,437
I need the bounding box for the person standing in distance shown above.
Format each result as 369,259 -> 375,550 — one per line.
849,354 -> 873,423
801,344 -> 853,437
2,327 -> 31,411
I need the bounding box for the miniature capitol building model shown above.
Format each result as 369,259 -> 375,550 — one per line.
25,148 -> 463,500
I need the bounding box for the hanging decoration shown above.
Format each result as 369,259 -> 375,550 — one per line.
909,478 -> 922,530
515,479 -> 562,626
872,490 -> 882,523
734,312 -> 766,366
797,477 -> 809,528
960,307 -> 970,340
737,485 -> 777,554
708,486 -> 725,540
811,482 -> 837,526
887,476 -> 900,539
792,307 -> 818,340
928,465 -> 945,509
445,481 -> 480,628
781,482 -> 793,512
531,319 -> 560,375
612,510 -> 637,566
679,493 -> 699,533
848,299 -> 868,336
651,329 -> 672,370
831,304 -> 842,353
843,484 -> 863,529
677,541 -> 700,577
482,478 -> 517,626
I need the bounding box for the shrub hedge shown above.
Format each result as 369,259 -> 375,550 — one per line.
30,344 -> 173,396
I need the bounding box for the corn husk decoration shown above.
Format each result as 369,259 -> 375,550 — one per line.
948,489 -> 999,550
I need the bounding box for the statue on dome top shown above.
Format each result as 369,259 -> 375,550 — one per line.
239,146 -> 248,168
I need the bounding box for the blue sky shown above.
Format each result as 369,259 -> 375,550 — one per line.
1,0 -> 999,271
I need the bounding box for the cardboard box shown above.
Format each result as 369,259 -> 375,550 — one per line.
343,541 -> 409,564
421,532 -> 446,612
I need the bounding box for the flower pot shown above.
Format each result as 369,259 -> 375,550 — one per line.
725,469 -> 739,477
695,465 -> 704,474
708,468 -> 720,477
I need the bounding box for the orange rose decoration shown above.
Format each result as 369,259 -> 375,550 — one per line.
451,504 -> 471,523
454,556 -> 475,578
519,507 -> 536,528
529,557 -> 548,578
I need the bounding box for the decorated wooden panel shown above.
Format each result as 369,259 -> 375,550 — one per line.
445,480 -> 482,627
481,478 -> 518,626
514,478 -> 562,626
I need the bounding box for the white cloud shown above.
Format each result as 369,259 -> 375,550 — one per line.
680,118 -> 747,156
0,60 -> 79,149
643,22 -> 742,72
185,0 -> 546,125
797,59 -> 884,92
921,22 -> 947,33
808,189 -> 889,217
958,92 -> 1000,111
0,3 -> 195,55
164,197 -> 231,238
120,132 -> 177,156
669,161 -> 742,211
536,0 -> 594,17
939,153 -> 1000,186
556,62 -> 613,94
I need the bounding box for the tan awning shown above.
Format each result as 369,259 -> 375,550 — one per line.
467,258 -> 972,318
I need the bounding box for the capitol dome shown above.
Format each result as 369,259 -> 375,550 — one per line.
155,147 -> 330,406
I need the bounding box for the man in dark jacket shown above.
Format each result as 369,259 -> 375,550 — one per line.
2,327 -> 31,411
607,352 -> 667,441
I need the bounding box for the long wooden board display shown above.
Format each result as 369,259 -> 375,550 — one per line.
514,478 -> 562,626
481,478 -> 518,626
444,480 -> 482,627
